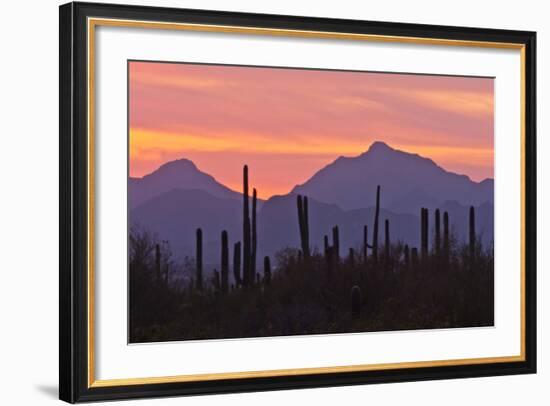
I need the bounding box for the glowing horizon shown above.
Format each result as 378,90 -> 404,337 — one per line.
129,61 -> 494,199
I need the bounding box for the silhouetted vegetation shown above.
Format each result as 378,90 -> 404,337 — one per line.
129,166 -> 494,343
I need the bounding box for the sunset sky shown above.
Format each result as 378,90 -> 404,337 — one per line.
129,61 -> 494,199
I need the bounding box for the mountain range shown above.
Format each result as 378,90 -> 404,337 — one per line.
292,141 -> 493,213
129,142 -> 494,266
129,158 -> 245,209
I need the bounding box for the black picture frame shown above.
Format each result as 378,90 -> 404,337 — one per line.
59,1 -> 537,403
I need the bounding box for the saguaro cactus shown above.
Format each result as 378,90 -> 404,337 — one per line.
443,211 -> 450,265
372,185 -> 381,264
384,219 -> 391,272
221,230 -> 229,294
435,209 -> 441,256
297,195 -> 304,255
384,219 -> 390,260
363,225 -> 368,264
163,247 -> 169,285
323,235 -> 329,255
233,241 -> 241,286
332,225 -> 340,261
242,165 -> 251,286
303,196 -> 310,257
421,208 -> 429,259
411,247 -> 419,269
155,243 -> 161,283
195,228 -> 203,291
325,246 -> 335,275
213,269 -> 220,293
351,285 -> 362,319
349,248 -> 355,267
404,244 -> 410,269
251,188 -> 258,276
469,206 -> 476,265
263,256 -> 271,286
296,195 -> 310,259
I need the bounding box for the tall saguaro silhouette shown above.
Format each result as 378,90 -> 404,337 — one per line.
296,195 -> 310,259
303,196 -> 310,257
363,225 -> 368,264
469,206 -> 476,267
372,185 -> 381,264
242,165 -> 251,286
155,243 -> 161,283
384,219 -> 390,271
332,225 -> 340,262
233,241 -> 241,286
251,188 -> 258,277
263,256 -> 271,286
435,209 -> 441,256
421,207 -> 429,259
195,228 -> 203,291
221,230 -> 229,294
443,211 -> 450,265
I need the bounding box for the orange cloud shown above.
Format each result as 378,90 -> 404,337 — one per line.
130,127 -> 381,159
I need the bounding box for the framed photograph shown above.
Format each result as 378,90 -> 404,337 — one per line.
59,2 -> 536,403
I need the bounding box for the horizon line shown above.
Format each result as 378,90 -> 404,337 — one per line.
129,140 -> 494,200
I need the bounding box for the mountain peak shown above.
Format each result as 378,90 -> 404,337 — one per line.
291,141 -> 493,212
368,141 -> 393,152
156,158 -> 198,173
130,158 -> 242,208
362,141 -> 439,168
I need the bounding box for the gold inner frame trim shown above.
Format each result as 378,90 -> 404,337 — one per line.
87,17 -> 527,388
